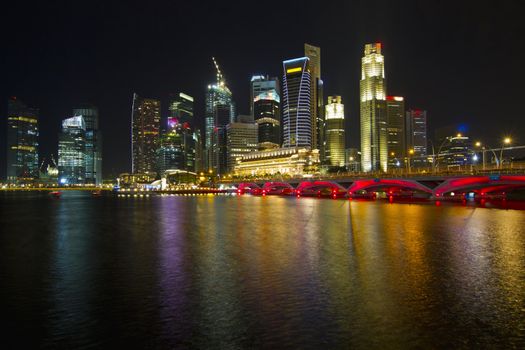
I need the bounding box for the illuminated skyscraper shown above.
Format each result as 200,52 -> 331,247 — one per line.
58,116 -> 86,185
131,93 -> 161,174
305,43 -> 324,159
6,97 -> 39,183
325,96 -> 345,167
360,43 -> 387,172
282,57 -> 311,148
168,92 -> 194,125
254,89 -> 280,150
406,109 -> 427,159
73,105 -> 102,185
386,96 -> 405,168
205,57 -> 235,173
250,75 -> 279,116
160,92 -> 197,173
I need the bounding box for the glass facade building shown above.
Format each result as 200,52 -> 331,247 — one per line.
160,92 -> 197,174
325,96 -> 345,167
6,97 -> 39,183
360,43 -> 388,172
73,105 -> 102,185
58,116 -> 86,185
131,93 -> 161,174
282,57 -> 311,148
250,75 -> 279,116
386,96 -> 406,168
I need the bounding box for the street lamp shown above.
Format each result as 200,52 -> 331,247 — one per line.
408,149 -> 414,174
500,137 -> 512,169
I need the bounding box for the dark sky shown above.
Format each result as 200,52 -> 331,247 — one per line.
4,0 -> 525,177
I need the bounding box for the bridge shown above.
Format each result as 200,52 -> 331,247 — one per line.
231,174 -> 525,199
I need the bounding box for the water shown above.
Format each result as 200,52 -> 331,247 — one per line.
1,192 -> 524,348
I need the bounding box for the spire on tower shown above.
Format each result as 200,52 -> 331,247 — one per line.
212,57 -> 224,86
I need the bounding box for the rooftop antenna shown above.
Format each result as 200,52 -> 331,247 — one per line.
212,57 -> 224,86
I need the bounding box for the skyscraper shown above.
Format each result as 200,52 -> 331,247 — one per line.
131,93 -> 161,174
406,109 -> 428,161
282,57 -> 311,148
6,97 -> 39,183
386,96 -> 405,168
325,96 -> 345,167
254,89 -> 280,150
205,57 -> 235,173
360,43 -> 388,172
58,116 -> 86,185
162,92 -> 197,173
73,105 -> 102,185
250,75 -> 280,116
305,43 -> 324,159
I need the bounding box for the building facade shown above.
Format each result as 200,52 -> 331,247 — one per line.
437,134 -> 473,168
226,122 -> 258,173
58,116 -> 86,185
131,93 -> 161,174
234,148 -> 319,177
282,57 -> 312,148
6,97 -> 39,183
386,96 -> 405,168
360,43 -> 387,172
305,43 -> 324,160
325,96 -> 345,167
73,105 -> 102,185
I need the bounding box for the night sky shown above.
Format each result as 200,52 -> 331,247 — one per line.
4,0 -> 524,178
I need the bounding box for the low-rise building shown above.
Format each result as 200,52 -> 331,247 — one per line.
234,148 -> 319,177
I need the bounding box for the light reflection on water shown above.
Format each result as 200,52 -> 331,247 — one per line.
0,192 -> 524,348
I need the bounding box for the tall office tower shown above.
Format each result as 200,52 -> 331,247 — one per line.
168,92 -> 194,125
282,57 -> 311,148
6,97 -> 39,183
254,89 -> 280,150
386,96 -> 405,168
360,43 -> 388,172
405,109 -> 427,157
250,75 -> 280,116
205,57 -> 235,172
58,116 -> 86,185
193,129 -> 203,172
226,122 -> 258,173
131,93 -> 161,174
73,105 -> 102,185
305,44 -> 324,159
325,96 -> 345,167
164,92 -> 197,172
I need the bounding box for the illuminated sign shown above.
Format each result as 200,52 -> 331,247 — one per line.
286,67 -> 302,74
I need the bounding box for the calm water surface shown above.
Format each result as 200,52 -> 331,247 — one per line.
1,192 -> 524,348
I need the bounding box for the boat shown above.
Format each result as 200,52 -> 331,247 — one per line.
49,191 -> 61,198
91,190 -> 102,196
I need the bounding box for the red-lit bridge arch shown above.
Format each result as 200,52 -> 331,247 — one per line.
237,182 -> 260,194
347,178 -> 433,197
433,175 -> 525,198
296,181 -> 347,198
262,182 -> 294,195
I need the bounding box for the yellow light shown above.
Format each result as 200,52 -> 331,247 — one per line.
390,152 -> 395,156
457,133 -> 462,137
504,137 -> 511,144
286,67 -> 302,74
409,149 -> 414,155
475,141 -> 481,147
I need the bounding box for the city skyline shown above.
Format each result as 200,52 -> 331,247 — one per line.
3,1 -> 524,177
